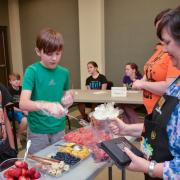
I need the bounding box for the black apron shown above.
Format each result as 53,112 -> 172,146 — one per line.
142,94 -> 179,180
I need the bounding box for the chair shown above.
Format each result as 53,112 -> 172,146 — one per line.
66,115 -> 71,130
66,102 -> 79,130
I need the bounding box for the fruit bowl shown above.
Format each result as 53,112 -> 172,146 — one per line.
0,158 -> 42,180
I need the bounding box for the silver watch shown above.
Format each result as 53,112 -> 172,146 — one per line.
148,160 -> 157,177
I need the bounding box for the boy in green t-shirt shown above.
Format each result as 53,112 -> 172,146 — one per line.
20,28 -> 73,153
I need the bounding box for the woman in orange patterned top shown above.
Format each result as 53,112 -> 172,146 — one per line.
132,9 -> 180,114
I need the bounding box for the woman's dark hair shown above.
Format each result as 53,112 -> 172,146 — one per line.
87,61 -> 98,68
157,7 -> 180,44
126,63 -> 142,77
154,8 -> 171,26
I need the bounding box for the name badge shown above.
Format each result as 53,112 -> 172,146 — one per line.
111,87 -> 127,97
155,96 -> 166,114
151,130 -> 156,140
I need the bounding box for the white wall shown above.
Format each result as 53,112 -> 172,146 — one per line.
78,0 -> 105,89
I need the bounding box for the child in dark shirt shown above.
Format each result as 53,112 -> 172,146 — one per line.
78,61 -> 108,121
8,73 -> 27,148
8,73 -> 22,102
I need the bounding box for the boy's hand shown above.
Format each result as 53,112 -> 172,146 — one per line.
41,102 -> 66,118
61,90 -> 74,108
50,103 -> 66,118
23,110 -> 28,115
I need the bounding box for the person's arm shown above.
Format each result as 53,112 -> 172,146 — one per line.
132,77 -> 175,95
0,91 -> 15,149
101,74 -> 108,90
110,118 -> 143,137
87,85 -> 91,90
20,90 -> 65,118
86,76 -> 91,90
20,67 -> 53,112
3,108 -> 15,149
141,75 -> 147,81
19,90 -> 41,111
123,123 -> 144,137
124,148 -> 163,178
0,92 -> 7,140
101,83 -> 107,90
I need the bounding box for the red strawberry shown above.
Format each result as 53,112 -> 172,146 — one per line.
18,175 -> 27,180
6,178 -> 14,180
21,168 -> 30,177
15,168 -> 22,177
8,168 -> 22,178
15,160 -> 24,168
3,170 -> 10,178
8,168 -> 17,177
33,171 -> 41,179
29,167 -> 36,177
22,162 -> 28,169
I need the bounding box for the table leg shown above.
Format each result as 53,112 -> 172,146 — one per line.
108,166 -> 112,180
122,168 -> 126,180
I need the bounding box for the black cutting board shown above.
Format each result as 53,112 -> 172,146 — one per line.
98,137 -> 145,169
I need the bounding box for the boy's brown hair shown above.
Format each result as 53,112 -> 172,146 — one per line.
9,73 -> 21,81
36,28 -> 64,54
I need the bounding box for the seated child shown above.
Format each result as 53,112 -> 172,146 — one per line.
123,62 -> 142,89
78,61 -> 108,121
121,63 -> 143,124
8,73 -> 27,148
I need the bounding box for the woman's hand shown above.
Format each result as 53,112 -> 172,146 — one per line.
109,118 -> 127,136
132,80 -> 145,90
124,147 -> 149,173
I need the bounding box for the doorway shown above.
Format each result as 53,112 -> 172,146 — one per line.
0,26 -> 10,86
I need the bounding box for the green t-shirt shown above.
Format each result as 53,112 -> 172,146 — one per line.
22,62 -> 70,134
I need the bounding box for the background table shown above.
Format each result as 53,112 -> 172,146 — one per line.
73,90 -> 143,104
